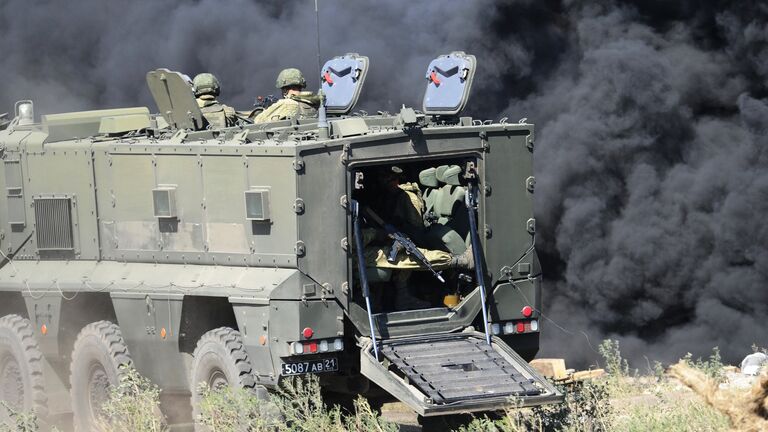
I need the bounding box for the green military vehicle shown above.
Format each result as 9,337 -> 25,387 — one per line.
0,52 -> 561,429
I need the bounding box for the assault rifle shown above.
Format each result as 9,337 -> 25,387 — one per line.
253,95 -> 278,110
363,207 -> 445,284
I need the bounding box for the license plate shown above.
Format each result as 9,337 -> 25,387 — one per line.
281,357 -> 338,376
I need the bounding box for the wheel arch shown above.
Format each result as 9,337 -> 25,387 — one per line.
178,295 -> 238,355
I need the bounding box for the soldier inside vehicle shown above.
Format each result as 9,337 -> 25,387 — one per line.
351,160 -> 477,311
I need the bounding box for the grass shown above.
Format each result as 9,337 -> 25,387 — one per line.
0,342 -> 746,431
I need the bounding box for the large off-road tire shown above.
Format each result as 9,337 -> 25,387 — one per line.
189,327 -> 257,426
0,314 -> 47,417
69,321 -> 133,431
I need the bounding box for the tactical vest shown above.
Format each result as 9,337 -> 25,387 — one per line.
197,97 -> 236,128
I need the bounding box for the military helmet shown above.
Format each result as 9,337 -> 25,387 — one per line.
193,73 -> 221,97
276,68 -> 306,89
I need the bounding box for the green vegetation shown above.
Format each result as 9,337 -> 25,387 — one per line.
0,342 -> 743,431
96,366 -> 167,432
0,401 -> 42,432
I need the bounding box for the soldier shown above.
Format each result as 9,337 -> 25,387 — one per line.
252,68 -> 321,123
371,166 -> 425,239
360,166 -> 473,309
192,73 -> 237,128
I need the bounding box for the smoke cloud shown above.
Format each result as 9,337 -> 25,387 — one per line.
1,0 -> 767,367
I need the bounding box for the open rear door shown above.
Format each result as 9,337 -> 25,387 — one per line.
360,332 -> 562,416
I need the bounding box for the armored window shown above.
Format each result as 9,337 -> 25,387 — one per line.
245,189 -> 271,221
34,198 -> 74,250
152,187 -> 177,218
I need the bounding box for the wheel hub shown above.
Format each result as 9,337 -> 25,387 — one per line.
0,352 -> 24,409
87,363 -> 111,420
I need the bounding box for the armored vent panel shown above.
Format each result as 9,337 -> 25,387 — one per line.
34,198 -> 74,250
245,189 -> 271,221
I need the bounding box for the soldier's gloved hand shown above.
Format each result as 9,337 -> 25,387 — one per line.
387,241 -> 405,263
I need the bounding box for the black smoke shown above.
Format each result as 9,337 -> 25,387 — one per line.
1,0 -> 767,367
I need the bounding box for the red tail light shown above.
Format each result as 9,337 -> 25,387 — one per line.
521,306 -> 533,318
302,327 -> 314,339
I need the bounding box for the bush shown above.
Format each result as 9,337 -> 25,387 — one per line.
682,347 -> 725,383
196,374 -> 398,432
0,401 -> 41,432
96,365 -> 167,432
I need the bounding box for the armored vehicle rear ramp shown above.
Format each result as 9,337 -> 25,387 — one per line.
360,332 -> 560,416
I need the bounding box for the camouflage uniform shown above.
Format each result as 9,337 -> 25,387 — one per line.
197,95 -> 237,128
252,68 -> 320,124
358,228 -> 452,271
192,73 -> 237,128
252,92 -> 320,123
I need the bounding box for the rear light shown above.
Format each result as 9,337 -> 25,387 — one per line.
521,306 -> 533,318
302,327 -> 314,339
503,322 -> 515,334
291,342 -> 304,355
496,320 -> 540,335
290,338 -> 345,356
491,323 -> 501,335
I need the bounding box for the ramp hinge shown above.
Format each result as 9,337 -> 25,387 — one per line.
293,159 -> 305,172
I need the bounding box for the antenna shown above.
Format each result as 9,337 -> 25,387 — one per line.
314,0 -> 322,87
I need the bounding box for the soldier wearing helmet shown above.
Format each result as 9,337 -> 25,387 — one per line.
252,68 -> 321,124
193,73 -> 237,128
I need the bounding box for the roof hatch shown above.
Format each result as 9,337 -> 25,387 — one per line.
146,68 -> 205,130
320,53 -> 369,115
422,51 -> 477,116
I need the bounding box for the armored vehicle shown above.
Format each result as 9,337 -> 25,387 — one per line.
0,52 -> 561,429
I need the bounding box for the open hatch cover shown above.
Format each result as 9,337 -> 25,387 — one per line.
146,68 -> 205,130
422,51 -> 477,116
320,53 -> 369,115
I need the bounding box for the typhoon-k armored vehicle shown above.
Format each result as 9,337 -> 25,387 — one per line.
0,52 -> 562,429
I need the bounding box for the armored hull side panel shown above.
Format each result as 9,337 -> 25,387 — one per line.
92,144 -> 300,267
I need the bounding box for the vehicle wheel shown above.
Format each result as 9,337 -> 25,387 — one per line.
0,314 -> 47,417
69,321 -> 132,431
189,327 -> 257,426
